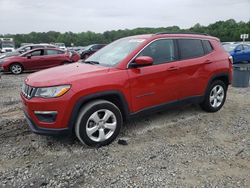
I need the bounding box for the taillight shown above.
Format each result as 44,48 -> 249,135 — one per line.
229,56 -> 233,64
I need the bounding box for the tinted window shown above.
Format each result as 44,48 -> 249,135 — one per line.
138,39 -> 176,65
235,45 -> 243,51
30,50 -> 43,56
178,39 -> 204,59
46,50 -> 62,55
92,45 -> 100,50
202,40 -> 213,54
243,45 -> 250,50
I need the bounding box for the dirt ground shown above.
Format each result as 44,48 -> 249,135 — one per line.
0,73 -> 249,188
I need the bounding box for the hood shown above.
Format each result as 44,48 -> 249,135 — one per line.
0,51 -> 20,59
25,62 -> 110,87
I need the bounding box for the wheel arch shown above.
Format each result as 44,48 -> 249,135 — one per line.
68,90 -> 130,132
205,73 -> 230,95
9,62 -> 24,73
9,62 -> 23,69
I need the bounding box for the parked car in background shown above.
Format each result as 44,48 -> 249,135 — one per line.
21,33 -> 232,146
0,38 -> 15,53
0,44 -> 56,60
223,43 -> 250,63
80,44 -> 106,59
69,50 -> 80,62
0,48 -> 77,74
54,43 -> 66,50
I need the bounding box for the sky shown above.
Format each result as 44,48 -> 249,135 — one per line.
0,0 -> 249,34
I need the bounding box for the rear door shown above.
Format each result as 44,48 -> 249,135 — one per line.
176,38 -> 211,99
127,39 -> 182,112
43,49 -> 67,68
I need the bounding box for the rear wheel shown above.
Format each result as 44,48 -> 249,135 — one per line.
10,63 -> 23,74
75,100 -> 123,146
200,80 -> 227,112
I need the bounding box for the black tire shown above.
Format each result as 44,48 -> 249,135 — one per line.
10,63 -> 23,75
200,80 -> 227,112
75,100 -> 123,147
84,54 -> 89,60
62,61 -> 71,65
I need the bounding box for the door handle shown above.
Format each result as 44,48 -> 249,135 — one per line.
204,60 -> 212,64
167,66 -> 179,71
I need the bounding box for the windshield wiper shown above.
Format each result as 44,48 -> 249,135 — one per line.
84,61 -> 100,65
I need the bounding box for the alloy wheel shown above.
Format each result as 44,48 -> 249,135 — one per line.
11,64 -> 22,74
86,109 -> 117,142
209,85 -> 225,108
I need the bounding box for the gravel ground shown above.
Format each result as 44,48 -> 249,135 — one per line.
0,73 -> 249,188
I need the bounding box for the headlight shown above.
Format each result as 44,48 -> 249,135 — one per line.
34,85 -> 71,98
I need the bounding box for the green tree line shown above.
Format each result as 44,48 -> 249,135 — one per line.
1,19 -> 249,47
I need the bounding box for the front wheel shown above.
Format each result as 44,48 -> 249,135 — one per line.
200,80 -> 227,112
10,63 -> 23,74
75,100 -> 123,146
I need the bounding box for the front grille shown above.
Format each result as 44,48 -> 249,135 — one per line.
22,84 -> 36,99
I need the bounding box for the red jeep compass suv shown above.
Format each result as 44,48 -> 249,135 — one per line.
21,33 -> 232,146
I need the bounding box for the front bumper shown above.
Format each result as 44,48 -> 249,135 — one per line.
24,111 -> 71,135
21,90 -> 75,135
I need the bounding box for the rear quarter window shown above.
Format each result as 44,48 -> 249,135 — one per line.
202,40 -> 214,54
178,39 -> 204,59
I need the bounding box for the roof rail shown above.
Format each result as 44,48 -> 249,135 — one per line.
155,32 -> 210,36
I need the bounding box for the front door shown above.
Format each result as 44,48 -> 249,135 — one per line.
127,39 -> 181,112
23,49 -> 45,70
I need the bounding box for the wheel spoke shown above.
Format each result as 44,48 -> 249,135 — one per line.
217,87 -> 223,94
210,95 -> 215,103
86,125 -> 99,136
211,87 -> 217,95
104,122 -> 116,131
213,98 -> 218,107
90,112 -> 101,123
217,95 -> 224,102
98,128 -> 106,142
102,110 -> 112,121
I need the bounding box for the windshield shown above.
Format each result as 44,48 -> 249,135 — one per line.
86,38 -> 145,66
2,43 -> 14,48
223,44 -> 238,52
84,45 -> 92,50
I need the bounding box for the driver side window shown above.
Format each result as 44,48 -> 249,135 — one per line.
30,50 -> 43,57
137,39 -> 176,65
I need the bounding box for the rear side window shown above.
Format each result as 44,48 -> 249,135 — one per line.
137,39 -> 177,65
45,50 -> 63,55
202,40 -> 213,54
243,45 -> 250,50
178,39 -> 204,59
235,45 -> 243,51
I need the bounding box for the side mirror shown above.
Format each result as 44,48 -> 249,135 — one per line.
133,56 -> 153,67
234,48 -> 241,52
27,54 -> 32,59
